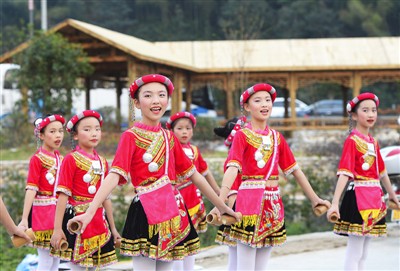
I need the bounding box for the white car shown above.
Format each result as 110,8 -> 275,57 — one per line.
271,97 -> 310,118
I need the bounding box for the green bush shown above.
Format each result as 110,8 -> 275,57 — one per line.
0,164 -> 36,270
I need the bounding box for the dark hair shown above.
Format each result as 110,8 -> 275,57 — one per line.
213,117 -> 239,139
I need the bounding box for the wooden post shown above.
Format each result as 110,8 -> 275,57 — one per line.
171,71 -> 183,115
288,73 -> 298,120
116,76 -> 122,128
127,58 -> 137,126
226,75 -> 235,119
85,77 -> 91,110
353,72 -> 362,97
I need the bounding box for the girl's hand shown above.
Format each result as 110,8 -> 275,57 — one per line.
209,206 -> 222,220
217,205 -> 241,222
312,198 -> 331,209
17,219 -> 28,231
12,227 -> 33,243
67,212 -> 92,234
388,196 -> 400,209
111,228 -> 121,241
327,204 -> 340,221
50,228 -> 66,250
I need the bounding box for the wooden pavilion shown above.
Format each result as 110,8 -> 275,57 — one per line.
1,19 -> 399,130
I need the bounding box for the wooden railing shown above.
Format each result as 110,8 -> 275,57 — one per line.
269,116 -> 399,131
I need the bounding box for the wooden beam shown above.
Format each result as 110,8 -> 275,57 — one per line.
88,55 -> 127,63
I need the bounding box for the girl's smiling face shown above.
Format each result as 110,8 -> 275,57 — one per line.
352,99 -> 378,132
172,118 -> 194,145
39,121 -> 64,152
244,90 -> 273,122
134,82 -> 169,126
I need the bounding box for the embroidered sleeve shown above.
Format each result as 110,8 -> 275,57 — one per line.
283,163 -> 300,176
58,154 -> 76,193
277,132 -> 298,174
226,130 -> 245,172
337,137 -> 356,178
26,155 -> 41,188
195,146 -> 209,176
56,185 -> 72,196
111,131 -> 136,186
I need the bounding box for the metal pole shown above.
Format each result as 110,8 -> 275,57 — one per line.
41,0 -> 47,31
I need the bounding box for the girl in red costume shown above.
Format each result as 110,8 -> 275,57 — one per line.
67,74 -> 239,271
50,110 -> 119,270
18,115 -> 65,271
327,92 -> 400,270
215,83 -> 330,271
166,111 -> 220,271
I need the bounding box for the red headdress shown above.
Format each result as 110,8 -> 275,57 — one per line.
166,111 -> 197,129
346,92 -> 379,113
240,83 -> 277,108
66,110 -> 103,133
34,114 -> 65,137
129,74 -> 174,99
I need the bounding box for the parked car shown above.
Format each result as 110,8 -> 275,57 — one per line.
308,99 -> 345,116
271,97 -> 310,118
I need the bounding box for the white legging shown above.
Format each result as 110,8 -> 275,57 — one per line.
36,248 -> 59,271
227,246 -> 238,271
172,255 -> 195,271
133,256 -> 174,271
344,235 -> 372,270
237,242 -> 273,271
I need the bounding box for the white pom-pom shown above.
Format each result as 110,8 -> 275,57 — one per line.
254,150 -> 263,161
231,130 -> 236,136
148,162 -> 159,172
257,160 -> 266,168
88,185 -> 97,194
143,153 -> 153,163
83,174 -> 92,183
362,162 -> 370,171
46,172 -> 54,182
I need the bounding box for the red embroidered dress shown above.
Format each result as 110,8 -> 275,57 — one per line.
26,148 -> 62,249
52,147 -> 117,268
110,122 -> 198,261
226,125 -> 298,248
176,143 -> 208,232
334,129 -> 387,237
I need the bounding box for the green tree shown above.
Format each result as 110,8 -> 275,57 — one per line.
15,32 -> 93,116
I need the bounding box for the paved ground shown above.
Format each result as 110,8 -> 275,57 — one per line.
103,223 -> 400,271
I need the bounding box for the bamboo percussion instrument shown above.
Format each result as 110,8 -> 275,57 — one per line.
206,212 -> 242,226
68,220 -> 82,234
12,228 -> 36,248
59,239 -> 69,251
313,204 -> 328,216
115,238 -> 121,248
388,200 -> 400,210
328,212 -> 339,223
